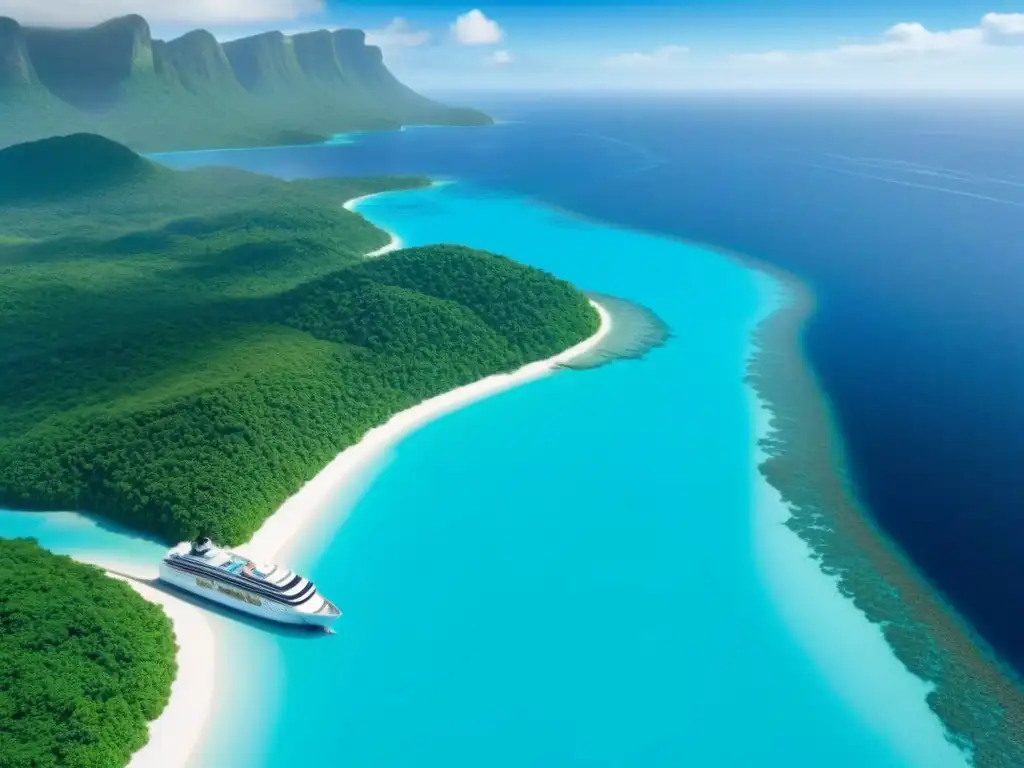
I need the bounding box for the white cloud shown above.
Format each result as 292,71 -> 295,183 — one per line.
0,0 -> 322,26
486,49 -> 513,65
451,9 -> 502,45
366,17 -> 429,48
603,45 -> 689,69
981,12 -> 1024,44
734,11 -> 1024,68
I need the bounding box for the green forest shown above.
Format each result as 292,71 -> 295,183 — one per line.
0,134 -> 599,544
0,538 -> 177,768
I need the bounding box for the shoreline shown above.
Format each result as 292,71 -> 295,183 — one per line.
238,297 -> 612,565
343,191 -> 404,256
343,180 -> 455,260
145,119 -> 495,158
66,555 -> 219,768
116,186 -> 609,764
95,189 -> 421,768
746,271 -> 1024,766
114,569 -> 218,768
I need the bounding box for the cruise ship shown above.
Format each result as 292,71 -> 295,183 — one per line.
158,537 -> 341,630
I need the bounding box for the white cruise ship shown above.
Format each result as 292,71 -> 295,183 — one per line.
158,537 -> 341,630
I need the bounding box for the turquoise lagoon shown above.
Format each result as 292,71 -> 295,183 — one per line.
1,181 -> 967,767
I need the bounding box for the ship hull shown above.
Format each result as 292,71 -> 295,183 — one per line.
158,560 -> 338,628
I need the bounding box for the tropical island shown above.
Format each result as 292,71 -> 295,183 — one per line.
0,538 -> 177,768
0,132 -> 600,546
0,14 -> 490,152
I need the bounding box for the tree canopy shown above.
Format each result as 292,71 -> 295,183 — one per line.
0,538 -> 177,768
0,145 -> 598,544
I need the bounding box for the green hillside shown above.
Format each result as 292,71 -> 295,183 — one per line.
0,132 -> 152,201
0,538 -> 176,768
0,15 -> 491,152
0,135 -> 598,543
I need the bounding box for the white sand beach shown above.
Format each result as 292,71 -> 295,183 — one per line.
343,181 -> 454,259
343,191 -> 403,256
66,555 -> 218,768
239,298 -> 612,565
120,579 -> 217,768
363,232 -> 403,257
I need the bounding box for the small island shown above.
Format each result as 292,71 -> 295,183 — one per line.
0,538 -> 177,768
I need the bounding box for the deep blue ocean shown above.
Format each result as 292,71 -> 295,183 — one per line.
4,95 -> 1020,766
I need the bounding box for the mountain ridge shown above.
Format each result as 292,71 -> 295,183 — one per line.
162,29 -> 238,94
0,14 -> 491,152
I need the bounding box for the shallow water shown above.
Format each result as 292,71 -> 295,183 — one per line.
1,177 -> 966,767
0,508 -> 284,766
265,183 -> 961,768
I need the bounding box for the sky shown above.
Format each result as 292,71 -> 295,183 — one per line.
4,0 -> 1024,91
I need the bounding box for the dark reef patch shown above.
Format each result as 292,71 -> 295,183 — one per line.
748,273 -> 1024,768
559,291 -> 671,370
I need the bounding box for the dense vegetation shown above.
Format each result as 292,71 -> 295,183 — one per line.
0,538 -> 177,767
0,133 -> 151,201
0,14 -> 490,152
0,135 -> 599,544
